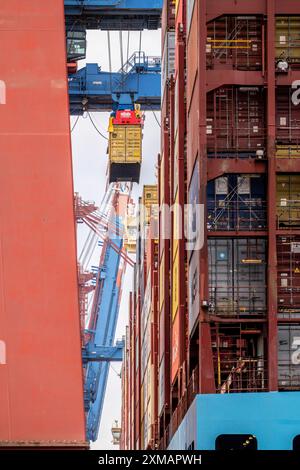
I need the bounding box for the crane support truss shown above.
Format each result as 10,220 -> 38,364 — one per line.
82,342 -> 123,363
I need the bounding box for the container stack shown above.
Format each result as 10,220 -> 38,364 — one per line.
157,0 -> 176,448
122,0 -> 300,451
121,186 -> 158,449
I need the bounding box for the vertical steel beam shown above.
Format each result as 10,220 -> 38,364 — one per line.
169,76 -> 176,394
162,99 -> 171,419
266,0 -> 278,391
198,0 -> 216,394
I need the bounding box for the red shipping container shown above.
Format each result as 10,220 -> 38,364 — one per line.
206,16 -> 263,71
206,86 -> 266,157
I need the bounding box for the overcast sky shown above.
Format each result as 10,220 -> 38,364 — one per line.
70,29 -> 161,449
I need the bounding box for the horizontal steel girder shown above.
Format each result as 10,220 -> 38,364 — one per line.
64,0 -> 162,30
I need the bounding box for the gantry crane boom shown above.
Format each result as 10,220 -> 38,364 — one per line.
69,52 -> 161,115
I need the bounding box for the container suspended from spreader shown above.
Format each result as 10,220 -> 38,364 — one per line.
108,107 -> 144,183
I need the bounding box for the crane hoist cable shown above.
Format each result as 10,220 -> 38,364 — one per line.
110,363 -> 122,378
137,30 -> 142,92
79,188 -> 112,266
86,294 -> 95,327
79,186 -> 135,268
150,106 -> 161,128
126,31 -> 130,65
139,30 -> 142,56
119,31 -> 129,91
83,212 -> 123,238
79,228 -> 93,263
107,31 -> 113,94
84,238 -> 98,270
119,31 -> 124,72
81,228 -> 99,269
82,232 -> 98,270
87,112 -> 108,140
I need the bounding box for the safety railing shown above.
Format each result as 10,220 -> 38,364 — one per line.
278,295 -> 300,319
277,200 -> 300,229
209,290 -> 267,318
276,143 -> 300,159
113,51 -> 161,92
118,51 -> 161,75
207,199 -> 267,231
214,357 -> 268,393
275,40 -> 300,69
276,127 -> 300,146
206,15 -> 263,71
206,39 -> 263,71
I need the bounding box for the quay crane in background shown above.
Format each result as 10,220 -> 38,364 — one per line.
66,0 -> 162,441
75,184 -> 134,441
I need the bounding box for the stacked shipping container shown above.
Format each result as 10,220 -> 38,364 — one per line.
121,0 -> 300,450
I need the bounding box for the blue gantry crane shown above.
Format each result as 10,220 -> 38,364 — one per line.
83,224 -> 125,440
66,1 -> 162,441
69,52 -> 161,115
79,185 -> 133,441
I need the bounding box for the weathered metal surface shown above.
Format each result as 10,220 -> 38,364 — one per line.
0,1 -> 86,443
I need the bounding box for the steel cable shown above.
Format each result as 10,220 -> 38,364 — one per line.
87,112 -> 109,140
71,115 -> 80,132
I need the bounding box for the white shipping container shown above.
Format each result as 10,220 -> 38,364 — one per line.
161,31 -> 175,94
